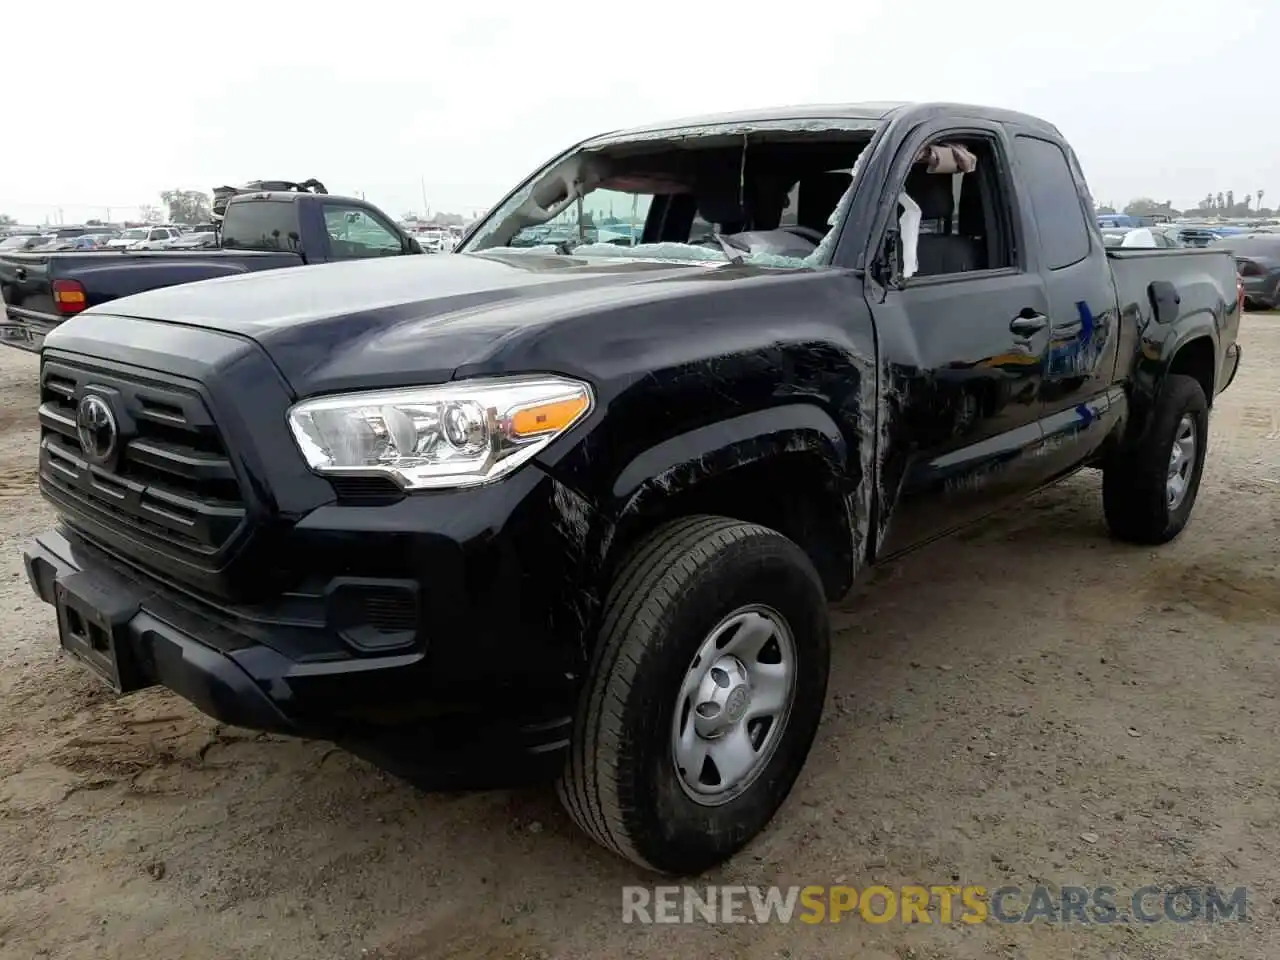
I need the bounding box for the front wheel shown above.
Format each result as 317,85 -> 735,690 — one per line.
1102,373 -> 1209,544
558,516 -> 830,875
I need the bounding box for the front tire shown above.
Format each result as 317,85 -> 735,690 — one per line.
558,515 -> 830,875
1103,373 -> 1209,544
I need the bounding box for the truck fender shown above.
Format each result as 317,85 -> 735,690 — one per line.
1126,293 -> 1220,453
610,404 -> 850,509
1159,329 -> 1218,391
593,403 -> 862,601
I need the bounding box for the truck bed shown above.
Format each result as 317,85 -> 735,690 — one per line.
1106,246 -> 1241,396
0,249 -> 302,352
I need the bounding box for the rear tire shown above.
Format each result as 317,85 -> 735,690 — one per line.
1102,374 -> 1208,544
557,515 -> 830,875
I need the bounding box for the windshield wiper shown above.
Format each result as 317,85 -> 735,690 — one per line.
709,232 -> 746,265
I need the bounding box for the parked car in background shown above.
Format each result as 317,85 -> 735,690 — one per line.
1217,234 -> 1280,310
128,227 -> 183,250
44,233 -> 118,252
1149,226 -> 1190,247
0,235 -> 48,253
163,232 -> 219,249
596,223 -> 644,245
0,190 -> 421,351
105,226 -> 180,249
1100,226 -> 1179,248
1168,226 -> 1218,248
49,236 -> 97,251
411,228 -> 452,252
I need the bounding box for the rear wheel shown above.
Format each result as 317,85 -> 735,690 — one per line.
1103,373 -> 1208,544
558,515 -> 830,875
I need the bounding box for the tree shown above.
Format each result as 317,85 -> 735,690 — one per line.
1095,202 -> 1117,215
160,189 -> 212,225
1123,197 -> 1167,217
1227,190 -> 1235,212
1216,192 -> 1225,210
0,213 -> 14,226
138,204 -> 162,223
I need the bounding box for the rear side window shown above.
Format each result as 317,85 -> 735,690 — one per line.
1014,136 -> 1091,270
221,200 -> 299,252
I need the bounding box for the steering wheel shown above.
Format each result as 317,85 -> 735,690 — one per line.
781,225 -> 827,244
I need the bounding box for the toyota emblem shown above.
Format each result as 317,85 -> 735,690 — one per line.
76,395 -> 118,463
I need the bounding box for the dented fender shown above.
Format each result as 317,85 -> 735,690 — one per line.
609,405 -> 848,512
541,403 -> 864,655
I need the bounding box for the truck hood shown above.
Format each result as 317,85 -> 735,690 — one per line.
82,252 -> 729,395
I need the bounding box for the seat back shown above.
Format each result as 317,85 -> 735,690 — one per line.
903,166 -> 983,275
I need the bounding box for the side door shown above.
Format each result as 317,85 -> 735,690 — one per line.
861,121 -> 1057,558
320,202 -> 408,260
1008,132 -> 1122,477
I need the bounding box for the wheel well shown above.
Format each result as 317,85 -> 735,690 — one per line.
607,454 -> 855,601
1167,336 -> 1216,407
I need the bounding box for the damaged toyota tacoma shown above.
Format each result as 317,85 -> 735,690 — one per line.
24,101 -> 1242,875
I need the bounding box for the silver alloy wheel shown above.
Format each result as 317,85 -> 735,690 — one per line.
1166,413 -> 1197,510
671,604 -> 797,806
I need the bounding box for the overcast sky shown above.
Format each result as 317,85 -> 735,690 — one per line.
3,0 -> 1274,224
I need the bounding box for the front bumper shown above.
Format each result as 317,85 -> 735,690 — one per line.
23,525 -> 578,775
25,529 -> 297,733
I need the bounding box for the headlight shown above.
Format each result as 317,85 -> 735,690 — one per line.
287,375 -> 593,490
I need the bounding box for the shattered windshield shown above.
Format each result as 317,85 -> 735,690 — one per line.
459,122 -> 876,268
507,190 -> 655,251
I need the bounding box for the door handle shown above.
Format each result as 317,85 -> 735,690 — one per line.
1010,311 -> 1048,335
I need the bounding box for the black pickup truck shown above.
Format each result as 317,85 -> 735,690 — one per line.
23,101 -> 1242,876
0,191 -> 422,352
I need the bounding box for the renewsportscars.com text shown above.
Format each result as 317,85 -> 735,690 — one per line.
621,884 -> 1249,925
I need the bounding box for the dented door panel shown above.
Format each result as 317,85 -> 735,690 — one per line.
870,268 -> 1054,557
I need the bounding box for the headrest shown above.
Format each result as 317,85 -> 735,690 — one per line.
797,172 -> 853,229
696,185 -> 746,227
916,143 -> 977,175
903,168 -> 956,221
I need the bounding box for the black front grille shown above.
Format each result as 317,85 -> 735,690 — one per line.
38,358 -> 247,566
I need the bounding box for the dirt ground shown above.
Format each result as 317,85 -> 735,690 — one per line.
0,317 -> 1277,960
